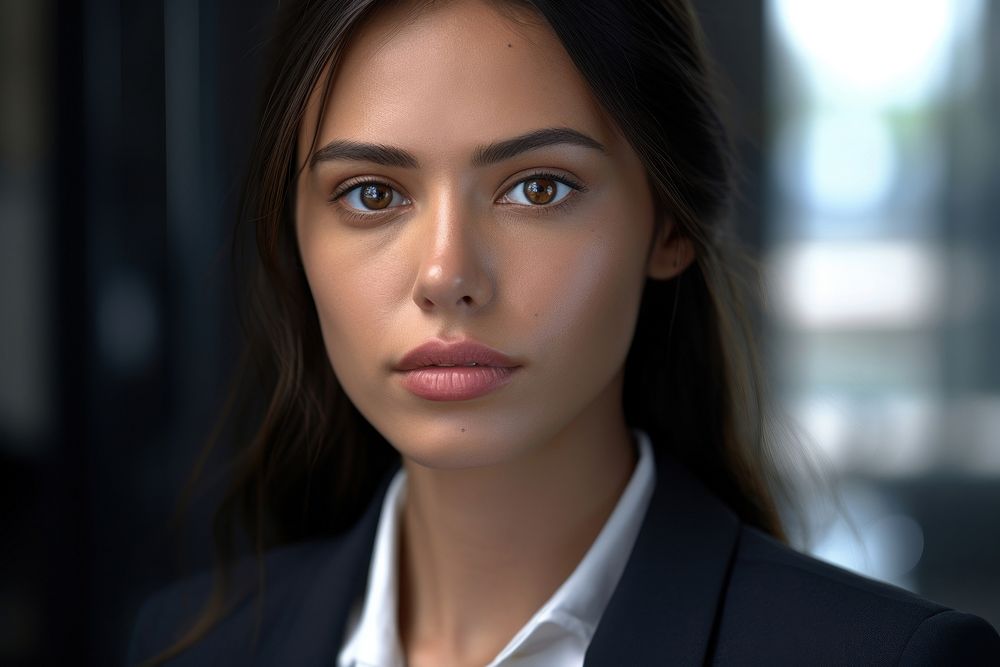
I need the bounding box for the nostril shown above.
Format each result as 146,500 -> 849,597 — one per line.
413,272 -> 491,311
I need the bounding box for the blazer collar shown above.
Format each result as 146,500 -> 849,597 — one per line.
309,444 -> 741,665
584,448 -> 741,665
263,466 -> 398,664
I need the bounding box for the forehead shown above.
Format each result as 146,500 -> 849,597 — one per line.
299,0 -> 616,163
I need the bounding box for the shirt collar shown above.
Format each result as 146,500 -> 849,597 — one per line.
338,428 -> 656,667
338,467 -> 408,667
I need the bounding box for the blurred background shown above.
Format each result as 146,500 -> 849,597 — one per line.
0,0 -> 997,664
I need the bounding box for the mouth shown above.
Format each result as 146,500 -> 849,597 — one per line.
394,338 -> 521,401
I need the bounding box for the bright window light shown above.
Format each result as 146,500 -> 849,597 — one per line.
801,112 -> 897,213
770,0 -> 960,106
768,241 -> 945,330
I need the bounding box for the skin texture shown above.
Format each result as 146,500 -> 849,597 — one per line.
294,1 -> 692,664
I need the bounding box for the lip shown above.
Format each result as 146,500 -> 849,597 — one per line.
394,339 -> 521,401
394,339 -> 520,371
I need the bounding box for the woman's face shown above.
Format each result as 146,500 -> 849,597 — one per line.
295,0 -> 678,469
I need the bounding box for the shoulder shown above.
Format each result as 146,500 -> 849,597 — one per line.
128,465 -> 396,666
127,537 -> 361,666
712,525 -> 1000,665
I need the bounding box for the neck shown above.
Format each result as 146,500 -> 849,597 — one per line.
396,386 -> 637,666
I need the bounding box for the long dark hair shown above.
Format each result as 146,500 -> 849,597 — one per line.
147,0 -> 790,662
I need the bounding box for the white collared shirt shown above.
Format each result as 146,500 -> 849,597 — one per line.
337,428 -> 656,667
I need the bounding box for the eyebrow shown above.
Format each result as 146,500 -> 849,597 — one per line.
471,127 -> 606,167
310,140 -> 418,168
310,127 -> 606,169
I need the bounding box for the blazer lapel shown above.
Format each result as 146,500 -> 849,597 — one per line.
584,449 -> 741,666
254,463 -> 400,665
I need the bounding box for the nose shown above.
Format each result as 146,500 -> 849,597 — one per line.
411,193 -> 495,315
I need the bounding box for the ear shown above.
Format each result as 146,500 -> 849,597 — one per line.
646,220 -> 695,280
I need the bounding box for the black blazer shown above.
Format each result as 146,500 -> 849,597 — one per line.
128,448 -> 1000,665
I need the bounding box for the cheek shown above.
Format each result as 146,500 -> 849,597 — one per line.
522,223 -> 649,375
297,227 -> 406,382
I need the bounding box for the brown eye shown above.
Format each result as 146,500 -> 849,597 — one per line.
523,178 -> 556,205
500,174 -> 579,208
360,183 -> 393,210
337,180 -> 409,215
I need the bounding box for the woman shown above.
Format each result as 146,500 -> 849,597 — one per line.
128,0 -> 1000,664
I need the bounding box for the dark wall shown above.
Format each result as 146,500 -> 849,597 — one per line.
2,1 -> 275,664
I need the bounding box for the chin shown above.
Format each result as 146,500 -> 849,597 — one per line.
391,429 -> 522,471
378,413 -> 545,471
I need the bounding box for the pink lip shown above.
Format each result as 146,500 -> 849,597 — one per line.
394,339 -> 521,401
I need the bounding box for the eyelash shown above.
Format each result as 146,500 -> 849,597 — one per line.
328,171 -> 588,223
